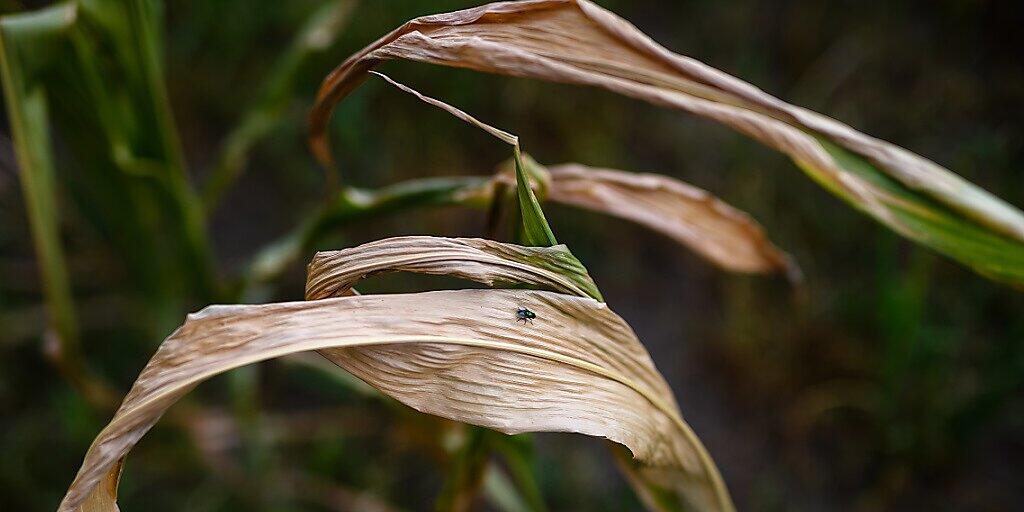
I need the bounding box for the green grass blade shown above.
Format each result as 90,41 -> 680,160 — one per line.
4,0 -> 222,335
513,147 -> 557,248
0,3 -> 118,407
0,3 -> 80,356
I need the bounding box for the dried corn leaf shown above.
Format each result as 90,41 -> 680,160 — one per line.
61,237 -> 732,511
371,70 -> 517,146
546,163 -> 799,278
59,290 -> 729,512
371,71 -> 559,250
305,235 -> 601,300
310,0 -> 1024,286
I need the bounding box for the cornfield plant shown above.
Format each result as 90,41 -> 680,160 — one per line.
2,1 -> 1022,511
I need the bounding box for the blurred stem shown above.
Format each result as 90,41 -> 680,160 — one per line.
42,329 -> 118,409
0,5 -> 118,409
202,0 -> 357,212
129,0 -> 221,303
492,436 -> 547,512
482,465 -> 533,512
435,426 -> 491,512
229,366 -> 271,508
0,4 -> 78,367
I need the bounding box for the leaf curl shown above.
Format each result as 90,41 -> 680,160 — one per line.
305,235 -> 601,300
59,290 -> 728,512
546,163 -> 799,279
60,237 -> 732,512
309,0 -> 1024,286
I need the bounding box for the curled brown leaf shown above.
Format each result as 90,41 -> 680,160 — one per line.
59,290 -> 729,512
546,163 -> 800,278
305,235 -> 599,299
310,0 -> 1024,244
60,237 -> 733,512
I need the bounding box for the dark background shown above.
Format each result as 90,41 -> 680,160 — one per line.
2,1 -> 1023,510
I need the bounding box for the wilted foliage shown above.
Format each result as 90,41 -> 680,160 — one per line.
2,1 -> 1022,511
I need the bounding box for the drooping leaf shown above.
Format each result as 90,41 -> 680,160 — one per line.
546,163 -> 799,279
59,288 -> 730,512
305,236 -> 601,301
309,0 -> 1024,287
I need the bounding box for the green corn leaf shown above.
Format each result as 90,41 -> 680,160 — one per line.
513,147 -> 558,249
808,140 -> 1024,286
246,176 -> 492,286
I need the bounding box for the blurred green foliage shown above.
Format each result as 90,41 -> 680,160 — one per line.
1,1 -> 1023,511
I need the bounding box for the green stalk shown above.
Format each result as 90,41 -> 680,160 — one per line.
0,5 -> 78,360
434,427 -> 491,512
0,5 -> 117,408
127,0 -> 220,303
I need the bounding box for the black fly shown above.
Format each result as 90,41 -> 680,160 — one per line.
516,306 -> 537,324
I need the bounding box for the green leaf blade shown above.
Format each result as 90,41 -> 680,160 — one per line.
513,147 -> 557,248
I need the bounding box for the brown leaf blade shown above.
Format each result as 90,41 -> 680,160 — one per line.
310,0 -> 1024,286
304,235 -> 600,300
59,290 -> 727,512
546,163 -> 799,278
61,237 -> 732,512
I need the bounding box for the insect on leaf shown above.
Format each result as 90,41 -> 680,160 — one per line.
59,237 -> 733,512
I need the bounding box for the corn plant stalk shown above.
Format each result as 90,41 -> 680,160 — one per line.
0,5 -> 78,357
0,4 -> 123,408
